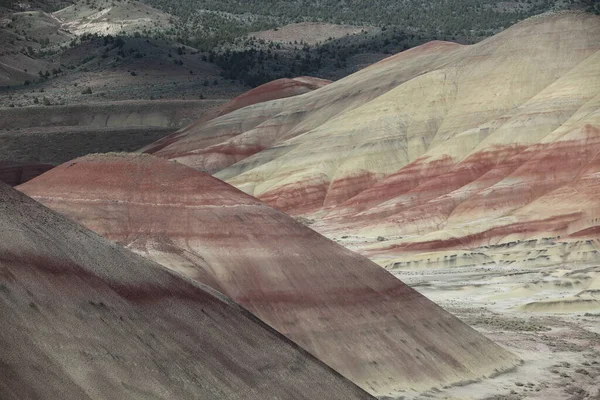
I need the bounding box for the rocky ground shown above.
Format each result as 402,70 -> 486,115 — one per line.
383,260 -> 600,399
311,230 -> 600,399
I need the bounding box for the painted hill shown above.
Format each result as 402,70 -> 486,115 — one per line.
142,76 -> 331,156
141,12 -> 600,268
0,180 -> 374,400
144,39 -> 460,173
18,153 -> 518,397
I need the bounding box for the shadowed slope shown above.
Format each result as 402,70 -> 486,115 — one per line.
0,161 -> 53,186
19,153 -> 518,397
0,181 -> 374,400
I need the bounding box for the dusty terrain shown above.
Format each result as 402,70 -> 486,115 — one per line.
386,259 -> 600,400
298,233 -> 600,399
54,0 -> 172,36
143,76 -> 331,157
0,0 -> 247,164
133,12 -> 600,398
2,3 -> 599,398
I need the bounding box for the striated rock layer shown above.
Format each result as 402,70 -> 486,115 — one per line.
141,12 -> 600,268
145,40 -> 460,173
141,76 -> 331,160
0,181 -> 374,400
19,153 -> 518,397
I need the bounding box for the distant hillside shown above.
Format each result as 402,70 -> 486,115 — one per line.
54,0 -> 172,36
2,0 -> 595,90
135,0 -> 596,86
142,0 -> 598,39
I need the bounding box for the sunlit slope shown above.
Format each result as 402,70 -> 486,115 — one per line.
167,12 -> 600,264
331,58 -> 600,252
218,12 -> 600,220
54,0 -> 172,36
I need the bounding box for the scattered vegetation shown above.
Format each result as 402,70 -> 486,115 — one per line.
2,0 -> 594,91
137,0 -> 594,87
564,385 -> 588,399
583,312 -> 600,317
141,0 -> 585,40
474,316 -> 551,332
554,280 -> 575,288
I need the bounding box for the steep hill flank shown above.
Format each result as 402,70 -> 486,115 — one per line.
148,39 -> 463,172
19,153 -> 518,397
0,180 -> 374,400
141,12 -> 600,268
223,12 -> 600,214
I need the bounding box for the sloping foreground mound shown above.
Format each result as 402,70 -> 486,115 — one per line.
142,76 -> 331,157
19,153 -> 518,397
0,161 -> 53,186
0,181 -> 374,400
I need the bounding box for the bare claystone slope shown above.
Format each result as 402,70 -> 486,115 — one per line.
142,77 -> 331,157
142,12 -> 600,270
0,181 -> 374,400
19,153 -> 518,397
